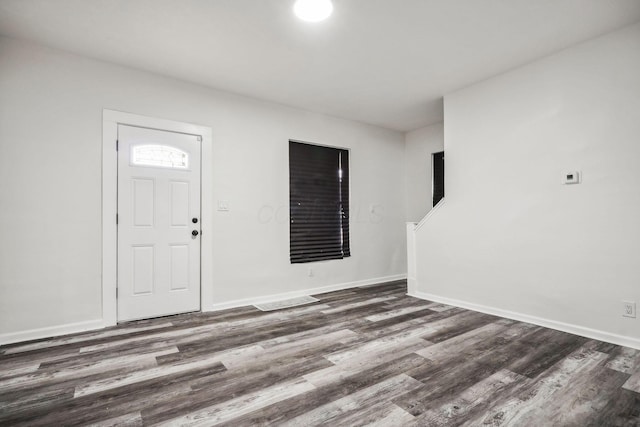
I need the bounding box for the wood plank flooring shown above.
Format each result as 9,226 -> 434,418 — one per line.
1,280 -> 640,426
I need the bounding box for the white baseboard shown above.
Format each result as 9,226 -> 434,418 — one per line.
406,277 -> 418,295
206,274 -> 408,312
408,290 -> 640,350
0,319 -> 105,346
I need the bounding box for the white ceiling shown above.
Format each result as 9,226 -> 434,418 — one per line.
1,0 -> 640,131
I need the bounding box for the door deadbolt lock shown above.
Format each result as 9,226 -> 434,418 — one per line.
192,218 -> 198,223
192,230 -> 199,237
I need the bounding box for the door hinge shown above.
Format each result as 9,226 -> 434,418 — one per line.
116,288 -> 118,298
116,213 -> 119,224
116,140 -> 119,151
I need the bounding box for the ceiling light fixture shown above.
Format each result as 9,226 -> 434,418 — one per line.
294,0 -> 333,22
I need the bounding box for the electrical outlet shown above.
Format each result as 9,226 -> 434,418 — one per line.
217,200 -> 229,211
622,301 -> 636,318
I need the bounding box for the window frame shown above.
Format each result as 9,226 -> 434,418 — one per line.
288,139 -> 351,264
432,150 -> 445,207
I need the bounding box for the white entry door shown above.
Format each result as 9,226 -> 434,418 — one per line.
117,124 -> 201,322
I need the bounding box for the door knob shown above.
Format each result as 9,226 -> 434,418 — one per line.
192,230 -> 199,236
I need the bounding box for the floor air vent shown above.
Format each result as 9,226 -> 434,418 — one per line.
254,296 -> 319,311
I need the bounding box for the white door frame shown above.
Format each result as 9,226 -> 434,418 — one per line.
102,109 -> 213,326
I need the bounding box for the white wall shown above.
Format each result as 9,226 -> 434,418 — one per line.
0,37 -> 407,341
413,23 -> 640,346
404,123 -> 444,222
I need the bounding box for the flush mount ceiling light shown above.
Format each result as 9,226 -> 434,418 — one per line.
294,0 -> 333,22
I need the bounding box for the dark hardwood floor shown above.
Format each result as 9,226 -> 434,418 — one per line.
1,281 -> 639,426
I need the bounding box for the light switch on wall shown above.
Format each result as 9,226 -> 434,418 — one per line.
217,200 -> 229,211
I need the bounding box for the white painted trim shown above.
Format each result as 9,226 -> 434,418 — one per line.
406,222 -> 418,295
0,319 -> 104,346
408,290 -> 640,350
415,198 -> 445,231
102,109 -> 213,326
102,112 -> 118,327
355,274 -> 407,287
206,274 -> 407,312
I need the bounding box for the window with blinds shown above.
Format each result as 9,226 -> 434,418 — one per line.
289,141 -> 350,264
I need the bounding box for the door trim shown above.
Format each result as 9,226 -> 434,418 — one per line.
102,109 -> 213,327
